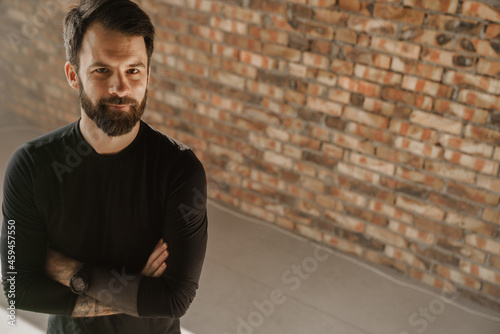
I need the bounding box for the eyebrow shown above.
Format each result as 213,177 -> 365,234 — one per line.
88,61 -> 146,69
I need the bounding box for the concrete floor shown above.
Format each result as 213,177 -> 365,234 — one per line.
1,111 -> 500,333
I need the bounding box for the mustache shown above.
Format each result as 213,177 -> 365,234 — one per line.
99,96 -> 138,106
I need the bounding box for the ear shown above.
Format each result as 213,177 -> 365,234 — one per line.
65,62 -> 80,90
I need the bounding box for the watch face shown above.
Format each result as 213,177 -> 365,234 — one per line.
73,277 -> 86,292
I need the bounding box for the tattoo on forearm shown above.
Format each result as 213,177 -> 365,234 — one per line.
72,295 -> 119,317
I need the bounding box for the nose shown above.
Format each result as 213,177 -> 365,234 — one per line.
108,72 -> 130,97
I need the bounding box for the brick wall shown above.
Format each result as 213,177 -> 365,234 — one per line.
2,0 -> 500,310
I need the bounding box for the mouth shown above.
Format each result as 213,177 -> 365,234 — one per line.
106,104 -> 131,111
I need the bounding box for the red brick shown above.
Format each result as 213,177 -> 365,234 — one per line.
391,57 -> 443,81
459,89 -> 500,112
426,14 -> 483,36
434,265 -> 481,290
225,33 -> 262,52
213,3 -> 261,24
389,119 -> 439,143
477,59 -> 500,77
262,43 -> 301,62
366,251 -> 408,273
420,47 -> 476,70
323,233 -> 364,257
190,24 -> 224,42
402,76 -> 453,98
316,71 -> 338,87
364,99 -> 413,119
333,133 -> 376,155
331,59 -> 354,75
466,234 -> 500,256
395,136 -> 443,159
210,69 -> 245,89
347,123 -> 393,144
354,64 -> 402,85
309,0 -> 336,7
314,9 -> 349,25
447,181 -> 499,207
444,150 -> 499,175
385,245 -> 428,270
210,16 -> 247,35
409,268 -> 448,291
434,100 -> 488,124
335,28 -> 357,44
328,88 -> 350,104
483,207 -> 500,226
438,134 -> 493,158
306,96 -> 343,116
477,174 -> 500,194
373,3 -> 425,25
461,1 -> 500,23
305,22 -> 334,39
246,80 -> 284,101
464,124 -> 500,145
407,29 -> 454,49
344,46 -> 392,69
338,0 -> 360,11
248,0 -> 287,15
404,0 -> 459,13
338,162 -> 380,184
456,37 -> 500,59
249,27 -> 288,45
338,76 -> 382,98
425,161 -> 476,184
389,220 -> 435,244
347,16 -> 398,36
240,50 -> 276,69
396,195 -> 445,221
377,146 -> 424,168
396,167 -> 444,190
350,152 -> 396,175
446,71 -> 500,95
410,110 -> 462,135
383,88 -> 433,110
223,59 -> 257,79
365,224 -> 408,248
415,217 -> 464,241
437,237 -> 487,263
303,52 -> 330,69
371,36 -> 421,60
344,106 -> 389,129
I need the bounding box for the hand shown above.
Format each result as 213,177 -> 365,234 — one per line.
45,248 -> 82,287
141,238 -> 168,277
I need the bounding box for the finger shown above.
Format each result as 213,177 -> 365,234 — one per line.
149,249 -> 168,273
152,262 -> 167,277
144,243 -> 167,270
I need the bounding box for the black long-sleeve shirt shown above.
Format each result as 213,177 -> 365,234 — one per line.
0,120 -> 208,333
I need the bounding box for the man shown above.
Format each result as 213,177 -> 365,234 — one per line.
0,0 -> 208,333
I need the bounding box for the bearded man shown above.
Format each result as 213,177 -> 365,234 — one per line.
0,1 -> 208,333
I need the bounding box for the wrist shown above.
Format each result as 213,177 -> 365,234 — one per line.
70,264 -> 94,295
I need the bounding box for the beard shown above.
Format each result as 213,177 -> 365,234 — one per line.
79,80 -> 148,137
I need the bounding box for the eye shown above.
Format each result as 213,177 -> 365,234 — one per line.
95,68 -> 109,74
127,69 -> 140,74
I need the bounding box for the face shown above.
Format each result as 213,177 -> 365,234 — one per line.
68,23 -> 150,137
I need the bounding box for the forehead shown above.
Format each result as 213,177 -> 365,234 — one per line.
80,22 -> 147,67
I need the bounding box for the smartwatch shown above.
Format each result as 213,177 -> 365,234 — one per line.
70,264 -> 93,296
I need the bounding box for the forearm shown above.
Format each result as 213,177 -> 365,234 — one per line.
72,295 -> 120,317
84,267 -> 140,317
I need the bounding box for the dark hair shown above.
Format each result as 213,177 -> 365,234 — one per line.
63,0 -> 155,70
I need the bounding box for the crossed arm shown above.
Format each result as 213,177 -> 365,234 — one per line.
45,239 -> 169,317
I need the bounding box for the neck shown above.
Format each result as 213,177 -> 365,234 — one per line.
79,111 -> 140,155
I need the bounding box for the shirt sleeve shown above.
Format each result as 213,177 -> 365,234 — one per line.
138,149 -> 208,318
1,146 -> 78,315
